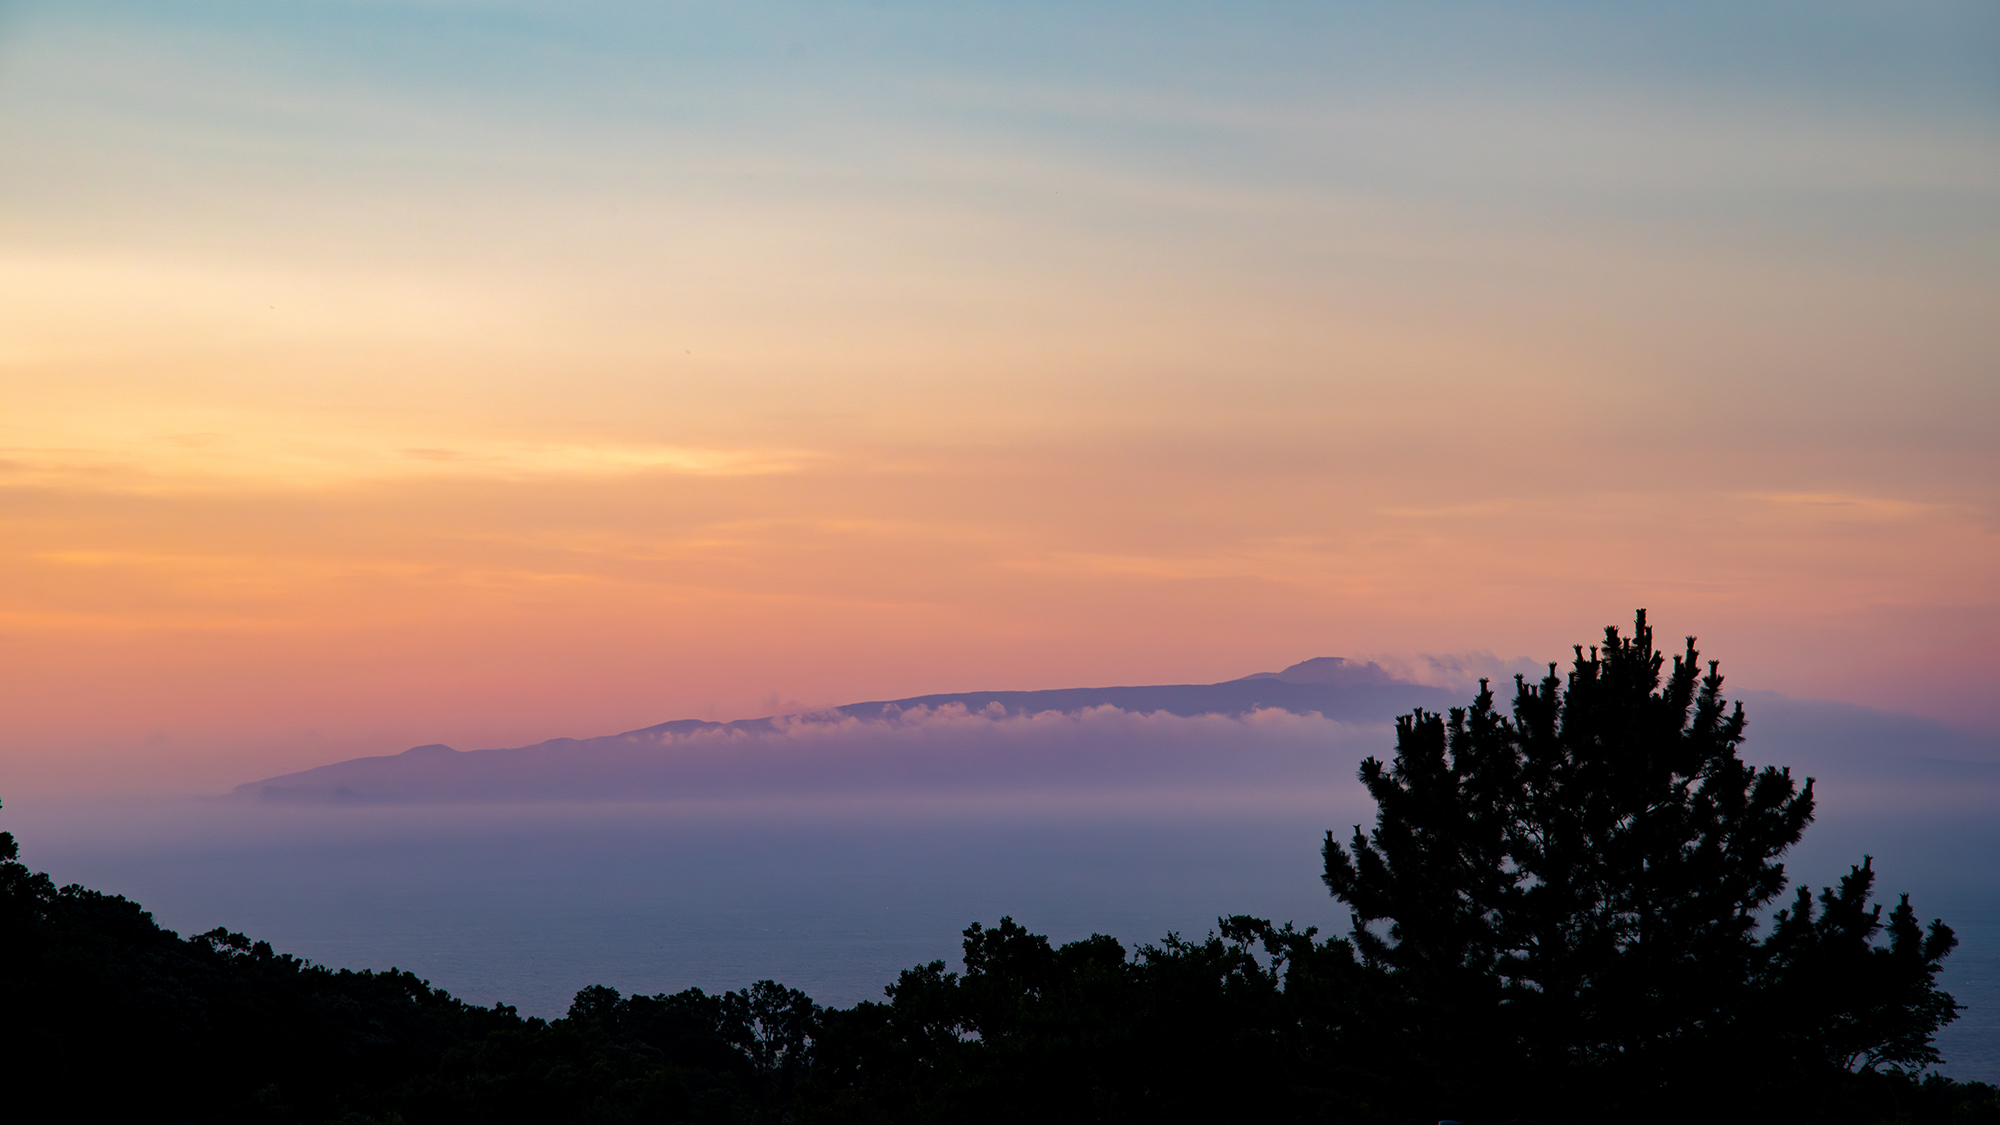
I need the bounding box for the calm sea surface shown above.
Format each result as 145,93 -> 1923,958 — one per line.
11,795 -> 1996,1084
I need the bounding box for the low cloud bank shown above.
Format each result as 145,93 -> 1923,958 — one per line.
232,673 -> 2000,812
1731,691 -> 2000,813
239,704 -> 1390,806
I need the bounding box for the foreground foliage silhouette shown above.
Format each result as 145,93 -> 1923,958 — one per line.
1,613 -> 1993,1123
1322,611 -> 1968,1121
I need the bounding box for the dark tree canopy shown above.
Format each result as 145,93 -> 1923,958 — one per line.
1323,610 -> 1962,1118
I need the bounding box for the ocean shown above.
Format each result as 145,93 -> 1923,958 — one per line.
9,791 -> 1995,1084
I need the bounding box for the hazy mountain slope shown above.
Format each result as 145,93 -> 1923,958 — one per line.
233,660 -> 1452,804
230,659 -> 2000,806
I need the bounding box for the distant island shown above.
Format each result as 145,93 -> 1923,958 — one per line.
235,655 -> 2000,807
233,657 -> 1457,804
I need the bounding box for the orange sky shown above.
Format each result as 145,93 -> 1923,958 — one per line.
2,1 -> 1996,794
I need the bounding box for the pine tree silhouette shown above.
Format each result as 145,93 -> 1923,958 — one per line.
1323,611 -> 1958,1120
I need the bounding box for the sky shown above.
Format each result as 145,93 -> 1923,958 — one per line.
1,0 -> 1996,794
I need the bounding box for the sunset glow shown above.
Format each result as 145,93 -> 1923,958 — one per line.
3,1 -> 1995,793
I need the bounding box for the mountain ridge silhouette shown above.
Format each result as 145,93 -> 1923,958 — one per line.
234,659 -> 1451,804
231,660 -> 2000,806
